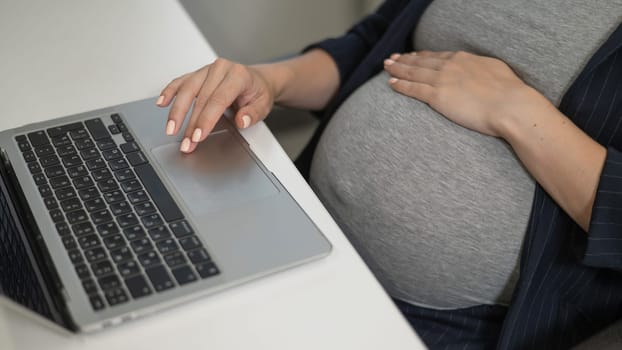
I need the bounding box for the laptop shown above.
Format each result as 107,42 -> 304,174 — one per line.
0,97 -> 331,332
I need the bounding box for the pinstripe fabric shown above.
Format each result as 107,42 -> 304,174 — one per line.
296,1 -> 622,348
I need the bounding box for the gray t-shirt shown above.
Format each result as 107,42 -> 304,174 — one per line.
310,0 -> 621,309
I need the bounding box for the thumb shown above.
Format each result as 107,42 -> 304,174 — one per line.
235,104 -> 270,129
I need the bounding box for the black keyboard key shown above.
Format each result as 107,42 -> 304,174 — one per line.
195,261 -> 220,279
124,275 -> 152,299
123,225 -> 146,240
67,165 -> 88,178
170,220 -> 193,238
171,265 -> 197,285
97,178 -> 119,193
45,165 -> 65,178
179,235 -> 201,251
102,147 -> 122,161
40,154 -> 60,167
78,187 -> 98,201
92,168 -> 112,181
27,131 -> 50,147
28,162 -> 42,174
68,249 -> 84,264
135,164 -> 183,222
75,264 -> 91,280
47,122 -> 83,138
91,209 -> 113,225
103,234 -> 125,250
66,209 -> 88,224
86,158 -> 106,170
75,137 -> 95,150
49,209 -> 64,223
51,135 -> 71,148
122,132 -> 134,142
72,222 -> 95,236
93,261 -> 116,279
110,246 -> 132,263
96,138 -> 116,150
55,187 -> 77,201
105,288 -> 129,306
109,158 -> 129,171
111,113 -> 122,124
127,190 -> 148,204
78,234 -> 100,250
60,198 -> 82,212
117,122 -> 128,132
141,213 -> 163,229
117,260 -> 140,277
108,124 -> 120,134
137,250 -> 160,268
16,137 -> 31,152
148,226 -> 171,241
55,222 -> 71,236
33,173 -> 47,186
50,175 -> 71,189
131,238 -> 153,255
84,197 -> 106,212
85,118 -> 111,141
73,175 -> 94,190
187,248 -> 211,264
62,235 -> 77,250
61,154 -> 82,168
120,179 -> 142,193
34,144 -> 55,157
96,222 -> 119,237
126,151 -> 148,166
146,265 -> 175,292
38,184 -> 52,197
83,278 -> 99,295
43,196 -> 58,210
84,246 -> 107,263
110,200 -> 132,216
89,294 -> 106,311
114,168 -> 135,182
23,150 -> 36,163
69,128 -> 88,140
103,190 -> 125,204
156,238 -> 178,255
57,145 -> 77,157
118,213 -> 138,228
80,148 -> 100,161
98,274 -> 121,290
120,142 -> 139,154
163,251 -> 186,268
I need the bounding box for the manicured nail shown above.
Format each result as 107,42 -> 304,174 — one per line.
242,115 -> 251,129
180,138 -> 190,152
389,77 -> 399,84
191,128 -> 202,142
156,95 -> 164,105
390,53 -> 401,60
384,59 -> 395,66
165,120 -> 175,135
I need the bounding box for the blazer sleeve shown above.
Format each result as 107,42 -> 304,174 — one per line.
583,147 -> 622,270
303,0 -> 411,85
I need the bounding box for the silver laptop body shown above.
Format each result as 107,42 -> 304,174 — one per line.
0,97 -> 331,332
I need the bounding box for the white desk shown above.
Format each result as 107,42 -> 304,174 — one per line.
0,1 -> 425,349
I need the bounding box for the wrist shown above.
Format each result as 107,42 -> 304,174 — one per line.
251,63 -> 292,105
494,85 -> 556,142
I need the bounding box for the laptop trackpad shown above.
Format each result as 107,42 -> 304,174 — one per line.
151,131 -> 278,216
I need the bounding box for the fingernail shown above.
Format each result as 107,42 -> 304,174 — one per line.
180,138 -> 191,152
242,115 -> 251,129
384,59 -> 395,66
156,95 -> 164,106
389,78 -> 399,84
165,120 -> 175,135
191,128 -> 202,142
390,53 -> 401,60
410,51 -> 417,56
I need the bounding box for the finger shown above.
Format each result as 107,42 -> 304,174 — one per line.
393,53 -> 445,71
183,59 -> 232,139
389,78 -> 435,104
158,73 -> 191,107
233,94 -> 272,129
165,70 -> 209,135
384,60 -> 438,85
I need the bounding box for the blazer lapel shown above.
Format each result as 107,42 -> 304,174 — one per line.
571,22 -> 622,87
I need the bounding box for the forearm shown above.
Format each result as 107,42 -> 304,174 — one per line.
252,49 -> 340,111
499,87 -> 607,231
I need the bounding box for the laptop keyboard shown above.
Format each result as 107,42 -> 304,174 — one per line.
14,114 -> 220,312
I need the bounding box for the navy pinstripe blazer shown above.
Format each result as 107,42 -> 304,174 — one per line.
295,0 -> 622,348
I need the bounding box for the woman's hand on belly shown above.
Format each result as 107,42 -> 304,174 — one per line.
383,50 -> 606,232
